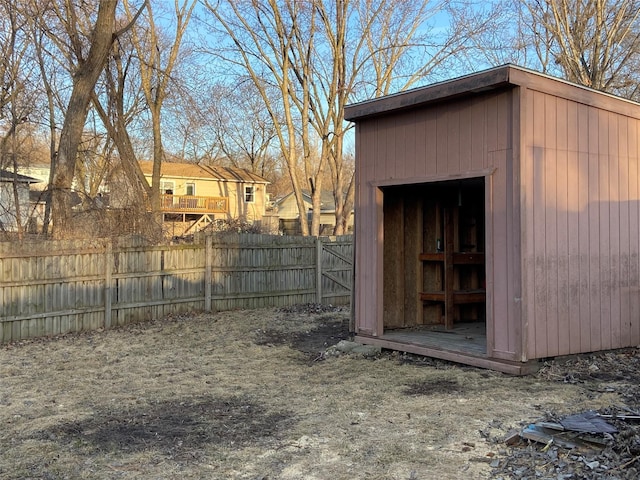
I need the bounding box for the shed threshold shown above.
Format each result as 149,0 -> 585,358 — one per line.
355,326 -> 538,375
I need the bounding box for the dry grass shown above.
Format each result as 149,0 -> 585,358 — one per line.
0,307 -> 629,479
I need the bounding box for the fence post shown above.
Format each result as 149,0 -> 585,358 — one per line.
104,239 -> 113,328
205,234 -> 212,312
316,237 -> 323,304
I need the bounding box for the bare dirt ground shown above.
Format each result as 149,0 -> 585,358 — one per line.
1,305 -> 639,480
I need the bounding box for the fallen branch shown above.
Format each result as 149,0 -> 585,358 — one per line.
610,454 -> 640,472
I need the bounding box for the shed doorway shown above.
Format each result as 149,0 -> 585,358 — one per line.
381,177 -> 487,356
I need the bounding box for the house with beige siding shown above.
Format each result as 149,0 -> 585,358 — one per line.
345,64 -> 640,374
137,161 -> 269,233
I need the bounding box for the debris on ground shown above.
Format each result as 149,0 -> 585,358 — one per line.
510,410 -> 617,452
276,303 -> 348,315
491,405 -> 640,479
324,340 -> 381,358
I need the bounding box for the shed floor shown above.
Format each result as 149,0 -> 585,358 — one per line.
382,322 -> 486,356
355,322 -> 538,374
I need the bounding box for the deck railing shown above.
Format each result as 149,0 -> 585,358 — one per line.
161,194 -> 228,214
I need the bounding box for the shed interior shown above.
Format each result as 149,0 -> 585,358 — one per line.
381,178 -> 486,350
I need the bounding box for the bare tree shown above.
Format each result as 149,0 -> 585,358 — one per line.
91,30 -> 154,211
203,0 -> 481,235
207,81 -> 279,176
204,0 -> 319,234
528,0 -> 640,95
123,0 -> 196,217
49,0 -> 147,238
27,0 -> 66,235
0,0 -> 38,238
474,0 -> 640,100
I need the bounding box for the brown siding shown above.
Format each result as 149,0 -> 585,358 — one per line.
354,90 -> 521,359
522,87 -> 640,359
352,65 -> 640,367
354,120 -> 382,335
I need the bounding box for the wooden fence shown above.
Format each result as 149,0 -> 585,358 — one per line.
0,233 -> 353,344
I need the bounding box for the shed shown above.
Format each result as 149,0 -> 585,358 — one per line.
344,64 -> 640,374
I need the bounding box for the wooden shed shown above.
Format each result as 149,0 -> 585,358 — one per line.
344,64 -> 640,374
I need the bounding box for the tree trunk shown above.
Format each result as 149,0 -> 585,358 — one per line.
51,0 -> 118,238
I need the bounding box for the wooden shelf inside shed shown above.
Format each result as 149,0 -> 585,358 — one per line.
419,252 -> 484,264
420,290 -> 486,304
420,202 -> 485,329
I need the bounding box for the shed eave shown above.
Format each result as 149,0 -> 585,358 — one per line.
344,64 -> 515,121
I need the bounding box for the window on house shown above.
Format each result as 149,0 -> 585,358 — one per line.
186,183 -> 195,196
244,185 -> 255,203
161,181 -> 174,195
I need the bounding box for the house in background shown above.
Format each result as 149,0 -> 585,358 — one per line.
137,161 -> 270,234
275,190 -> 354,235
17,157 -> 50,191
0,170 -> 39,232
345,64 -> 640,374
13,158 -> 272,235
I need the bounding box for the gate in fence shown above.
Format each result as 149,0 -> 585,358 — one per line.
316,237 -> 353,304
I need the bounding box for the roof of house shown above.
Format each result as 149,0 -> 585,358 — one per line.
138,161 -> 269,184
344,63 -> 640,121
0,170 -> 40,183
275,190 -> 342,212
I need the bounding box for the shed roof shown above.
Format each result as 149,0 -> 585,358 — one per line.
344,64 -> 640,121
138,161 -> 269,184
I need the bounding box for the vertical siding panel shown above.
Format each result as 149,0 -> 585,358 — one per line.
508,89 -> 520,357
436,108 -> 448,174
424,108 -> 438,175
543,93 -> 559,357
544,94 -> 557,151
567,149 -> 582,353
447,103 -> 461,173
545,145 -> 559,357
393,113 -> 406,179
618,118 -> 630,346
556,147 -> 570,355
589,107 -> 602,351
374,118 -> 388,180
496,91 -> 510,152
491,151 -> 510,353
356,120 -> 380,333
557,98 -> 568,151
555,96 -> 569,355
404,110 -> 417,178
459,99 -> 473,172
566,99 -> 581,353
522,89 -> 535,358
375,187 -> 384,334
577,105 -> 592,352
486,95 -> 498,157
531,91 -> 547,358
470,98 -> 486,170
629,120 -> 640,346
356,121 -> 376,334
609,113 -> 622,348
599,111 -> 612,350
414,109 -> 427,178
